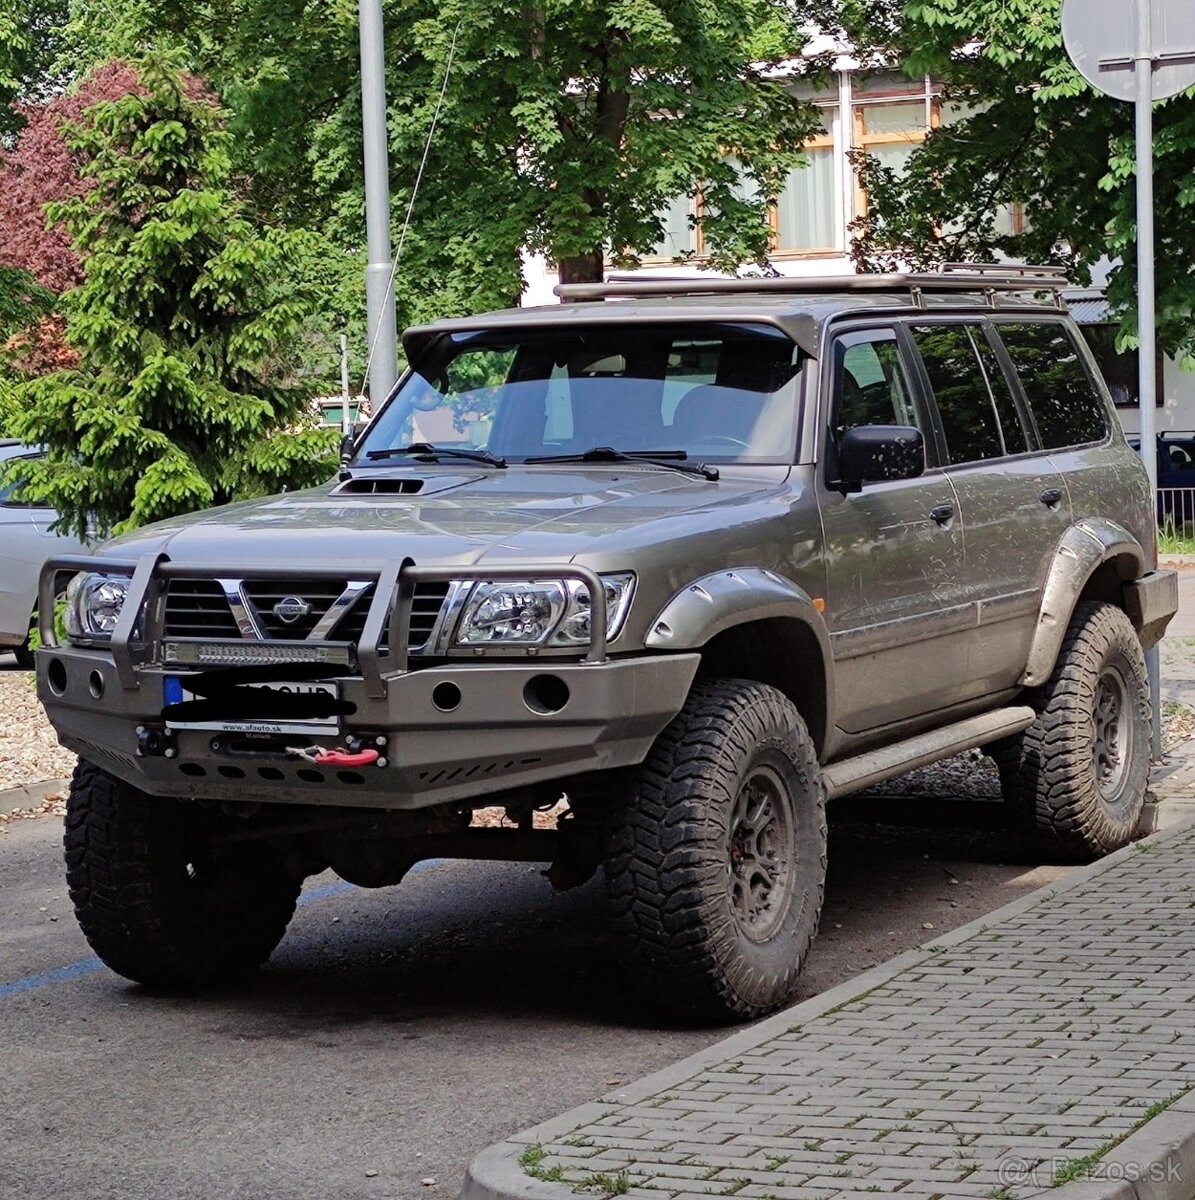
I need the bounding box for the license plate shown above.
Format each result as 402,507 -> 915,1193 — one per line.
164,677 -> 340,736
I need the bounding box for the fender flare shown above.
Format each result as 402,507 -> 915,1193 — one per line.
645,568 -> 835,731
1020,519 -> 1146,687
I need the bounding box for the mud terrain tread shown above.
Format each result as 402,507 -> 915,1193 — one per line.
64,760 -> 299,987
1013,601 -> 1150,861
605,679 -> 827,1022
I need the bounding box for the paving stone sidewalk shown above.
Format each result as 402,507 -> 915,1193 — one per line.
463,819 -> 1195,1200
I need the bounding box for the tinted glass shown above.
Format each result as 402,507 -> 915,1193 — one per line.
912,324 -> 1004,463
833,331 -> 919,433
972,327 -> 1030,454
997,323 -> 1108,449
359,323 -> 803,465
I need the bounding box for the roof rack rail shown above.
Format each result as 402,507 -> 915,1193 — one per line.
554,264 -> 1070,307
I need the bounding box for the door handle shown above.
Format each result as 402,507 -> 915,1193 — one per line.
929,503 -> 955,526
1040,487 -> 1063,507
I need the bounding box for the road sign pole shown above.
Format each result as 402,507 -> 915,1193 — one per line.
359,0 -> 399,407
1134,0 -> 1163,756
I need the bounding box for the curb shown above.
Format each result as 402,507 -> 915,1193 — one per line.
0,778 -> 69,818
1048,1092 -> 1195,1200
459,816 -> 1195,1200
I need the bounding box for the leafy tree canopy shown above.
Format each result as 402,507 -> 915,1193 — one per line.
64,0 -> 828,298
5,53 -> 337,540
839,0 -> 1195,366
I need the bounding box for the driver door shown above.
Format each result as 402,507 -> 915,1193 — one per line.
818,326 -> 971,734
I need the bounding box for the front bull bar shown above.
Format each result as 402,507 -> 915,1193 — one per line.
39,555 -> 610,699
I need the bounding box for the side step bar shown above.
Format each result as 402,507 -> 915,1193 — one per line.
822,706 -> 1036,800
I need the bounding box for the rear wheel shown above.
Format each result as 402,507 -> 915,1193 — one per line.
1000,601 -> 1150,860
64,760 -> 301,987
604,679 -> 827,1022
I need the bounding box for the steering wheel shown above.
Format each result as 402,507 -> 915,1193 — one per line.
689,435 -> 750,450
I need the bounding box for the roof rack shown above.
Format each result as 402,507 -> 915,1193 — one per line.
554,262 -> 1070,308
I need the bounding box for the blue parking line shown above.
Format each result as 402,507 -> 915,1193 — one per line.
0,956 -> 106,999
0,860 -> 444,1001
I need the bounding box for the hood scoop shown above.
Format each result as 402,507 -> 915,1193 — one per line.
334,476 -> 425,495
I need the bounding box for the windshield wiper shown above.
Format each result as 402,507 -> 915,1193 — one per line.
523,446 -> 719,481
364,442 -> 507,468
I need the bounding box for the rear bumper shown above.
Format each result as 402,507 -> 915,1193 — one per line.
1125,569 -> 1179,651
36,648 -> 700,810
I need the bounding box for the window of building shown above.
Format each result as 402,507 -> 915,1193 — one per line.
649,191 -> 697,261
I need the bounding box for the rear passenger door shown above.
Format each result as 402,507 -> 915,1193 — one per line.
992,320 -> 1152,553
818,326 -> 971,733
908,320 -> 1072,698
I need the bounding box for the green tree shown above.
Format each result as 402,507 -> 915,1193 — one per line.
839,0 -> 1195,366
6,53 -> 338,541
69,0 -> 826,296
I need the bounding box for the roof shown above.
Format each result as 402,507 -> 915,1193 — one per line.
1064,292 -> 1112,324
403,289 -> 1069,364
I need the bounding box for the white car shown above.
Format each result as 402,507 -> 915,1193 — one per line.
0,441 -> 89,666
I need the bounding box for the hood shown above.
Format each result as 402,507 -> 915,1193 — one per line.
97,466 -> 791,570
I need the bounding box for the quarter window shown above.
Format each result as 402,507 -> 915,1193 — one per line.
996,323 -> 1108,449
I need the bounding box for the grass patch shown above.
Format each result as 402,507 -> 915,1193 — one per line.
1157,522 -> 1195,556
580,1170 -> 630,1195
1051,1086 -> 1191,1186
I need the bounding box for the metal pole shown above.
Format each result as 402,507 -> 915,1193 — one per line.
340,334 -> 352,437
359,0 -> 398,406
1135,0 -> 1163,757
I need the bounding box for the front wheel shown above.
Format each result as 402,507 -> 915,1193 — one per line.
604,679 -> 827,1022
1002,601 -> 1151,861
64,761 -> 301,987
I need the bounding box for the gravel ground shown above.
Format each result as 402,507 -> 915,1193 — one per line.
0,667 -> 76,792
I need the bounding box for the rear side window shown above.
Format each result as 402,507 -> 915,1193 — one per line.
911,324 -> 1015,464
996,323 -> 1108,449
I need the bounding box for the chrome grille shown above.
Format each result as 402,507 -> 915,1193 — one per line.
243,579 -> 348,640
161,577 -> 453,650
336,582 -> 451,651
164,580 -> 240,639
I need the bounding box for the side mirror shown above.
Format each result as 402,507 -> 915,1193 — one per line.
340,422 -> 369,464
838,425 -> 925,492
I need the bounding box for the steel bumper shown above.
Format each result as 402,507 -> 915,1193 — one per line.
36,646 -> 701,810
1125,569 -> 1179,650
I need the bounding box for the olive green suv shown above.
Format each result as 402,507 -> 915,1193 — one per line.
35,266 -> 1177,1022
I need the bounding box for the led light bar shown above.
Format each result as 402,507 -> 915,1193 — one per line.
162,641 -> 353,668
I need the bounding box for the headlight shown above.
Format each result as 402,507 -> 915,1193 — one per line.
65,571 -> 136,643
454,573 -> 634,648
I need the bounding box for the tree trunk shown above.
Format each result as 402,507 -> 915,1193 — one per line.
558,249 -> 605,298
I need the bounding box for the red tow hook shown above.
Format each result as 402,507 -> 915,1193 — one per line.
313,748 -> 380,768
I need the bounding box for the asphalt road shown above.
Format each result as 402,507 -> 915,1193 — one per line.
0,795 -> 1071,1200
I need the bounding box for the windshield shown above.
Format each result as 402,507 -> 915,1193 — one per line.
356,322 -> 804,466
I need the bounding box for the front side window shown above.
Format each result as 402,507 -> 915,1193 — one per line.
995,322 -> 1109,449
833,329 -> 919,433
359,323 -> 804,466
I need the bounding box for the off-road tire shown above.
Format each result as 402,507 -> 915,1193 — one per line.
64,759 -> 301,987
604,679 -> 827,1023
1002,601 -> 1150,861
12,639 -> 33,669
